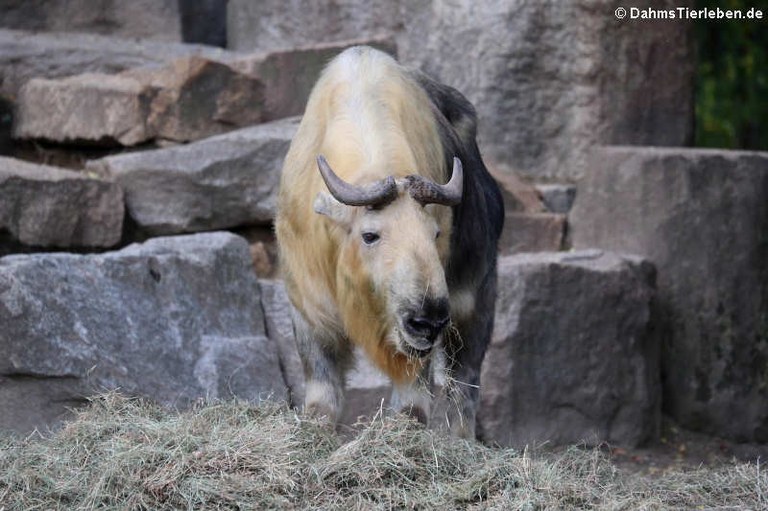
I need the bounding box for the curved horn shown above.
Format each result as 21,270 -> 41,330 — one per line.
405,157 -> 463,206
316,155 -> 398,207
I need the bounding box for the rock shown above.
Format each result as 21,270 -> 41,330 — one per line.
14,74 -> 155,146
499,212 -> 566,255
15,56 -> 264,146
536,184 -> 577,214
87,117 -> 299,235
488,164 -> 546,214
0,0 -> 182,42
0,156 -> 123,248
232,37 -> 397,122
570,146 -> 768,443
227,0 -> 403,53
0,29 -> 231,99
489,163 -> 566,255
0,232 -> 288,434
225,1 -> 693,181
478,250 -> 659,448
258,279 -> 304,409
400,0 -> 694,180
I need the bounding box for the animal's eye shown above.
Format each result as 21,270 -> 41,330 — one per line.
361,232 -> 380,245
435,229 -> 442,240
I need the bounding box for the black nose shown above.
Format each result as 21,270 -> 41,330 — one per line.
404,298 -> 450,342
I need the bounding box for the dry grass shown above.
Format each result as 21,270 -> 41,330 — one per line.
0,393 -> 764,510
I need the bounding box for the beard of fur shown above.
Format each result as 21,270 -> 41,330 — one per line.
337,241 -> 423,385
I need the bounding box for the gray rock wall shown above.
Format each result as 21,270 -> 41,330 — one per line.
87,117 -> 298,235
478,250 -> 659,448
0,0 -> 182,42
570,146 -> 768,443
0,29 -> 231,99
227,0 -> 404,53
0,232 -> 288,434
227,0 -> 694,181
0,156 -> 123,248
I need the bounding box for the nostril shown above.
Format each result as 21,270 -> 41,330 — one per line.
406,316 -> 433,336
405,314 -> 450,341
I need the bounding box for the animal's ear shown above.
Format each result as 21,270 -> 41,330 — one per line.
313,191 -> 352,224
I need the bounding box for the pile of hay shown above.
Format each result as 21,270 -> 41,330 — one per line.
0,394 -> 764,510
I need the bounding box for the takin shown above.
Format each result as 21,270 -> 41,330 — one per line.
275,46 -> 504,438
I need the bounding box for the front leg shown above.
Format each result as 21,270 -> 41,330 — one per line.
293,311 -> 352,424
389,359 -> 433,425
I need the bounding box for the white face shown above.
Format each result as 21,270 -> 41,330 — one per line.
315,191 -> 452,358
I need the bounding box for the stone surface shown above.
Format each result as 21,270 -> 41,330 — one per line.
15,73 -> 155,146
0,232 -> 288,434
491,163 -> 567,255
15,56 -> 264,146
87,117 -> 298,235
0,0 -> 182,42
258,278 -> 304,409
499,212 -> 566,255
233,37 -> 397,122
489,164 -> 547,214
0,29 -> 231,99
478,250 -> 659,448
400,0 -> 694,180
227,0 -> 403,52
226,1 -> 694,181
570,146 -> 768,443
0,156 -> 124,248
536,184 -> 577,214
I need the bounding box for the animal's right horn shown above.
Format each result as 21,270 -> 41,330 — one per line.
316,155 -> 398,207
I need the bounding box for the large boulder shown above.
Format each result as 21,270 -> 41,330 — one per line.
478,250 -> 659,448
227,0 -> 694,181
0,0 -> 182,42
570,146 -> 768,443
87,117 -> 299,235
0,232 -> 288,434
499,213 -> 566,255
400,0 -> 694,180
227,0 -> 402,53
490,165 -> 567,255
233,37 -> 397,122
15,56 -> 264,146
0,29 -> 230,99
0,156 -> 123,248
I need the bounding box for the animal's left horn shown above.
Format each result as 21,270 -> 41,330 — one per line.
316,155 -> 398,207
405,157 -> 463,206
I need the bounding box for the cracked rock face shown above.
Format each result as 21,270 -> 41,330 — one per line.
0,232 -> 288,434
0,156 -> 124,248
478,250 -> 659,448
571,146 -> 768,443
14,56 -> 265,146
87,117 -> 299,235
